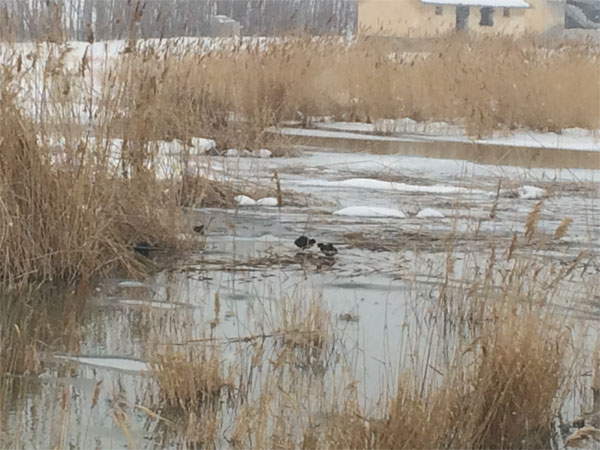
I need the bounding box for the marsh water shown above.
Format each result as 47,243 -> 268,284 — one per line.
1,145 -> 599,448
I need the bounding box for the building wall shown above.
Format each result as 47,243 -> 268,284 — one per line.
474,8 -> 527,34
524,0 -> 565,33
359,0 -> 559,36
358,0 -> 455,37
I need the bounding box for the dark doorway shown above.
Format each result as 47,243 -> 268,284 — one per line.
456,6 -> 470,30
480,7 -> 494,26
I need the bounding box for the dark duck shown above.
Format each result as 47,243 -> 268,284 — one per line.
295,235 -> 316,250
133,241 -> 152,257
318,243 -> 338,257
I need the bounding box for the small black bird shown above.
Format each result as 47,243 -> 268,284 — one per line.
294,235 -> 316,249
318,243 -> 338,257
193,225 -> 205,235
133,242 -> 152,257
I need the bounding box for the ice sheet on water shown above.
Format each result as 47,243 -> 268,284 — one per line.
333,206 -> 406,218
279,124 -> 600,152
53,354 -> 150,373
299,178 -> 482,194
118,299 -> 178,310
191,137 -> 217,154
256,197 -> 278,206
416,208 -> 445,218
117,280 -> 149,288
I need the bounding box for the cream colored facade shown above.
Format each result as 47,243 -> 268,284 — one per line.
358,0 -> 563,37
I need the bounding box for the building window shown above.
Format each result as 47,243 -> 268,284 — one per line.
503,7 -> 510,17
435,6 -> 443,15
480,7 -> 494,26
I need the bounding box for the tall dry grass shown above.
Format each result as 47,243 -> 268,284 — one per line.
113,34 -> 600,143
0,96 -> 183,288
0,33 -> 596,291
142,199 -> 583,449
323,308 -> 565,449
0,40 -> 236,290
0,29 -> 596,448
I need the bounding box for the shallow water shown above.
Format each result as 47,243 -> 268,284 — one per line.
274,126 -> 600,169
1,147 -> 599,448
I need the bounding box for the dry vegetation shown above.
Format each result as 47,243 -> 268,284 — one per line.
0,97 -> 185,288
0,42 -> 238,290
116,34 -> 600,143
0,23 -> 598,449
0,32 -> 597,287
127,206 -> 589,449
0,146 -> 596,448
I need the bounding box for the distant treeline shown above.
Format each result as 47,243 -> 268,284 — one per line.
0,0 -> 358,41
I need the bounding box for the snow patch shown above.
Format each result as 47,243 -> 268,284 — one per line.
333,206 -> 406,218
314,121 -> 375,133
417,208 -> 445,218
489,185 -> 547,199
225,148 -> 271,158
235,195 -> 257,206
252,148 -> 272,159
518,186 -> 546,200
117,280 -> 149,289
256,197 -> 279,206
156,139 -> 188,156
191,137 -> 217,155
226,148 -> 242,157
119,299 -> 177,310
53,354 -> 150,373
301,178 -> 480,194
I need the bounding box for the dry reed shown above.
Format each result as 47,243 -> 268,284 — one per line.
113,34 -> 600,145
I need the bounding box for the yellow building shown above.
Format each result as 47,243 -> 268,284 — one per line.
358,0 -> 564,37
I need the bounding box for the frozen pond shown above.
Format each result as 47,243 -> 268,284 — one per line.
1,147 -> 599,448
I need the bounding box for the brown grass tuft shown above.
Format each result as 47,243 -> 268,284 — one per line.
524,199 -> 544,242
322,307 -> 565,449
152,346 -> 234,414
554,217 -> 574,240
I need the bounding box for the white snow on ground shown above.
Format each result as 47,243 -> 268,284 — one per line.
333,206 -> 406,218
226,148 -> 272,158
490,185 -> 547,199
518,185 -> 547,200
53,355 -> 150,372
481,132 -> 600,152
271,151 -> 598,183
234,196 -> 278,206
191,137 -> 217,154
274,127 -> 424,143
256,197 -> 279,206
252,149 -> 272,159
299,178 -> 483,194
294,123 -> 600,152
417,208 -> 445,218
314,122 -> 376,133
235,195 -> 257,206
226,149 -> 251,157
38,134 -> 251,180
